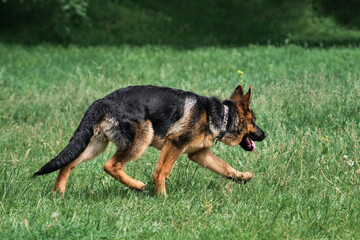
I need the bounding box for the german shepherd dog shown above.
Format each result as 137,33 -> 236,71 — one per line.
34,84 -> 266,197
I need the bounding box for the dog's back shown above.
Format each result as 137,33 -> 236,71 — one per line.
103,85 -> 202,137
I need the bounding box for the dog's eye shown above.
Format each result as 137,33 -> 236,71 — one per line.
251,120 -> 256,125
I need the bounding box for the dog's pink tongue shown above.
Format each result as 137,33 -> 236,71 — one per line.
251,139 -> 256,153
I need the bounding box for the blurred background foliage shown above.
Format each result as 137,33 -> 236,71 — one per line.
1,0 -> 360,47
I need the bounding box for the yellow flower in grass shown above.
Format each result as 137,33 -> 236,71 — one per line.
321,135 -> 329,142
237,69 -> 244,86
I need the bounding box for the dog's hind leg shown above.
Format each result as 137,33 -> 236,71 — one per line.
103,121 -> 153,191
53,133 -> 109,197
188,148 -> 254,183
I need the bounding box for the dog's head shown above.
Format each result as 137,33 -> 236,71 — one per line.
221,84 -> 266,151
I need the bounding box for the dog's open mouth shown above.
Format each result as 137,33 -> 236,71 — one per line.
240,135 -> 256,152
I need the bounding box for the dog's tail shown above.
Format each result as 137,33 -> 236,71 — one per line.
33,100 -> 109,176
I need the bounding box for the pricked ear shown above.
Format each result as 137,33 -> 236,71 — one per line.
230,84 -> 244,101
242,85 -> 252,106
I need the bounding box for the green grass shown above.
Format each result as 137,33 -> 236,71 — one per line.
0,43 -> 359,239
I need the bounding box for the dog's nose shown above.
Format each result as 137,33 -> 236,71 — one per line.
262,132 -> 266,139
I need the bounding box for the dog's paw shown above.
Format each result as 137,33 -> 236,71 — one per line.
235,171 -> 254,184
132,181 -> 146,191
242,172 -> 254,183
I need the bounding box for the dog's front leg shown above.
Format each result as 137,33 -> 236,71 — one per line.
188,148 -> 254,183
154,141 -> 184,198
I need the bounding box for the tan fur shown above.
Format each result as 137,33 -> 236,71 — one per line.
150,136 -> 165,149
184,113 -> 214,153
220,132 -> 247,146
153,140 -> 184,197
230,84 -> 245,101
53,129 -> 109,197
188,148 -> 253,182
167,98 -> 196,134
103,120 -> 153,190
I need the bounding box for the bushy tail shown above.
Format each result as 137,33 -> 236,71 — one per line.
33,100 -> 108,176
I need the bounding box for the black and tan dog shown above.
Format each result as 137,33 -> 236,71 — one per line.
34,84 -> 266,197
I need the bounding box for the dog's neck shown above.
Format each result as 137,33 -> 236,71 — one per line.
208,98 -> 237,138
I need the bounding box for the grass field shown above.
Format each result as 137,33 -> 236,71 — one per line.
0,43 -> 359,239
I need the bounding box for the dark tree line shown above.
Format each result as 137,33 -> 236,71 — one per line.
0,0 -> 359,46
